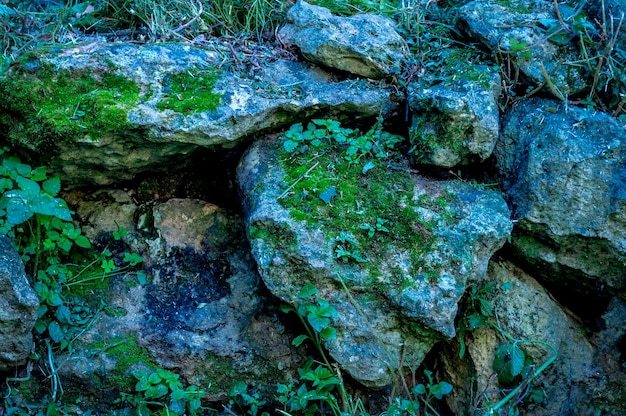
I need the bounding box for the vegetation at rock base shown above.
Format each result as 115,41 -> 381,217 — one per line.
456,283 -> 558,415
0,148 -> 147,412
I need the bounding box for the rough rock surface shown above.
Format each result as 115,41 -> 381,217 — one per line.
458,0 -> 587,97
0,235 -> 39,371
57,197 -> 301,402
237,136 -> 512,387
441,259 -> 599,415
278,1 -> 409,78
496,98 -> 626,293
0,43 -> 396,187
408,58 -> 500,167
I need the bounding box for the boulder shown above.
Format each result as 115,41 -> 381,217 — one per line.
0,235 -> 39,371
458,0 -> 587,98
56,196 -> 302,403
0,43 -> 396,187
408,53 -> 500,167
237,135 -> 512,387
496,98 -> 626,293
441,259 -> 606,415
278,1 -> 409,78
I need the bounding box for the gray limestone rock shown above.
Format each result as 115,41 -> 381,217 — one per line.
496,98 -> 626,293
237,135 -> 512,387
441,259 -> 601,415
458,0 -> 587,98
1,43 -> 396,187
408,57 -> 501,167
56,196 -> 302,402
0,235 -> 39,371
278,1 -> 409,78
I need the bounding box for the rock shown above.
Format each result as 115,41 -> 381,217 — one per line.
278,1 -> 409,78
588,297 -> 626,414
458,0 -> 587,98
408,52 -> 500,167
495,98 -> 626,293
0,43 -> 396,187
237,135 -> 512,387
56,196 -> 302,403
0,235 -> 39,371
441,259 -> 602,415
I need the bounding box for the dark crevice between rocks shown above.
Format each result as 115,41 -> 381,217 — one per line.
133,145 -> 247,212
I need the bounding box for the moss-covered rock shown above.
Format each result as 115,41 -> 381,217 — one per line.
237,129 -> 512,387
0,43 -> 396,187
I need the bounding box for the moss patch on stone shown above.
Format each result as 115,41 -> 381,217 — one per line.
276,122 -> 456,283
0,60 -> 140,151
156,68 -> 221,115
87,336 -> 157,391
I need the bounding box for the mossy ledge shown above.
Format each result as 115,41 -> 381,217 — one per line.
0,58 -> 141,151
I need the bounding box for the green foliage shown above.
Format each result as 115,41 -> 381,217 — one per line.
386,370 -> 453,416
279,118 -> 443,280
117,368 -> 207,415
0,149 -> 145,351
228,381 -> 269,416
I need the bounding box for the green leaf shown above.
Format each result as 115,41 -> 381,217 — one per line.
292,334 -> 309,347
306,313 -> 330,333
3,191 -> 33,225
413,384 -> 426,395
318,186 -> 336,204
47,321 -> 65,343
124,252 -> 143,266
230,380 -> 248,397
54,305 -> 72,325
32,194 -> 73,221
145,384 -> 168,399
47,292 -> 64,307
73,235 -> 91,249
509,344 -> 526,376
15,176 -> 40,195
42,176 -> 61,196
430,381 -> 453,399
101,259 -> 115,273
283,140 -> 299,153
30,166 -> 47,181
361,160 -> 375,174
319,326 -> 336,340
297,282 -> 318,299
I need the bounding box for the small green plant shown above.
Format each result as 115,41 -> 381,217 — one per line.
360,217 -> 390,238
457,283 -> 558,415
334,231 -> 368,264
117,368 -> 206,415
0,148 -> 145,351
386,369 -> 453,416
228,381 -> 270,416
277,283 -> 366,416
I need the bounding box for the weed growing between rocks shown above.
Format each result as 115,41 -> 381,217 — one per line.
456,284 -> 558,415
226,282 -> 453,416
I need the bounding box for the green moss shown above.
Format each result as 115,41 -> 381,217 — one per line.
156,68 -> 222,114
410,111 -> 468,166
0,60 -> 140,150
87,337 -> 157,391
276,125 -> 454,284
